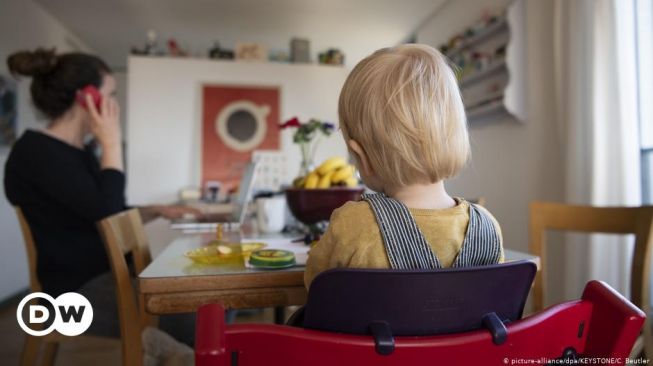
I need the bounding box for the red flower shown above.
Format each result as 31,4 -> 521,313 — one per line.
280,117 -> 301,129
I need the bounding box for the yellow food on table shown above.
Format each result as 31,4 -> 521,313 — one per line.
216,245 -> 233,255
317,157 -> 347,175
317,170 -> 335,188
298,157 -> 360,189
344,176 -> 359,187
332,165 -> 355,183
304,171 -> 320,189
185,242 -> 266,264
292,176 -> 306,188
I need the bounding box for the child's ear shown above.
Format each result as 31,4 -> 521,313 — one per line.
347,139 -> 374,177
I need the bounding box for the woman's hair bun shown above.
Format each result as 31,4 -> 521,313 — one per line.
7,48 -> 57,77
6,48 -> 110,119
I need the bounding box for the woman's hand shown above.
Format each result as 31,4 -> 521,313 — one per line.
156,205 -> 204,220
86,94 -> 123,171
138,205 -> 204,223
86,93 -> 121,149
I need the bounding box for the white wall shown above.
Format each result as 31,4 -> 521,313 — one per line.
417,0 -> 567,301
127,56 -> 349,204
0,0 -> 93,300
112,71 -> 129,137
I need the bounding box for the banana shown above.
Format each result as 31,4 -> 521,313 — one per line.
317,170 -> 335,188
344,177 -> 359,187
293,176 -> 306,188
317,157 -> 347,175
332,164 -> 355,183
304,172 -> 320,189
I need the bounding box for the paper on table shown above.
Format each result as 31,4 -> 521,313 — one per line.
242,236 -> 310,266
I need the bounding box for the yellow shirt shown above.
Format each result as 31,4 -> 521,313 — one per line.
304,199 -> 504,287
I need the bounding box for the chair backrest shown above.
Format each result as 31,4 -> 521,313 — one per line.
303,261 -> 536,336
195,280 -> 645,366
15,207 -> 42,292
529,202 -> 653,313
97,208 -> 152,366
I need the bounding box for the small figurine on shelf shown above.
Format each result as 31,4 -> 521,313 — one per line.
208,42 -> 235,60
235,42 -> 267,62
471,51 -> 490,70
448,35 -> 465,50
268,49 -> 290,63
167,38 -> 188,57
318,48 -> 345,65
290,38 -> 310,63
495,44 -> 507,58
131,29 -> 162,56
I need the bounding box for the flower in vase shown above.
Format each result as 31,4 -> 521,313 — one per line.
280,117 -> 335,176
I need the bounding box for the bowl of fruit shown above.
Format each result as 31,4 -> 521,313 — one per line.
286,157 -> 365,225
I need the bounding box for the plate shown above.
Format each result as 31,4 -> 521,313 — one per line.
185,242 -> 267,264
249,263 -> 296,270
249,249 -> 296,269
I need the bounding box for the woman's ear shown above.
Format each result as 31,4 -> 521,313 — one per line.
347,139 -> 374,177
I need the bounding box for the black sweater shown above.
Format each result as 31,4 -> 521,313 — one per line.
4,130 -> 126,296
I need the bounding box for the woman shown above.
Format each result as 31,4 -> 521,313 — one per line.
4,48 -> 197,344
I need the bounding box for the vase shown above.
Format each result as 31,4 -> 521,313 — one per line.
298,142 -> 315,177
298,159 -> 315,177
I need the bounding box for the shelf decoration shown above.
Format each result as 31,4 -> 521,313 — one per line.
318,49 -> 345,65
235,43 -> 268,62
438,0 -> 527,123
131,29 -> 163,56
208,42 -> 235,60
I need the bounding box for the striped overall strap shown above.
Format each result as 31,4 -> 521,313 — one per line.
362,193 -> 441,269
452,203 -> 502,267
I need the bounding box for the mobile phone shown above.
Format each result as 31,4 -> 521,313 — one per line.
76,85 -> 102,110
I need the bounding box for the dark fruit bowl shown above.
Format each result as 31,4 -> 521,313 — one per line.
285,187 -> 365,225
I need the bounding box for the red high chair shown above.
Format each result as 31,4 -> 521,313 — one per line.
195,262 -> 645,366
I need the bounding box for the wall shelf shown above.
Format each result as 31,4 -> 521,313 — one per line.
466,100 -> 505,120
438,0 -> 527,124
465,90 -> 504,111
459,59 -> 507,88
445,18 -> 508,58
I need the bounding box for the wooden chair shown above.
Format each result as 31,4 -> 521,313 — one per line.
529,202 -> 653,355
16,207 -> 74,366
97,208 -> 155,366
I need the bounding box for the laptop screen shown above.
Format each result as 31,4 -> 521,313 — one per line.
231,161 -> 259,224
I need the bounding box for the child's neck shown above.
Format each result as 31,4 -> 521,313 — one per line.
385,181 -> 456,210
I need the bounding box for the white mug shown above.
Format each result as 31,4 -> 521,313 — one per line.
256,196 -> 286,233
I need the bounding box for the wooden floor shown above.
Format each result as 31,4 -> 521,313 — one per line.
0,300 -> 282,366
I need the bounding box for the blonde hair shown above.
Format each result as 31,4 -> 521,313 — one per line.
338,44 -> 469,188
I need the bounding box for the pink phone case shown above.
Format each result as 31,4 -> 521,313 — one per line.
76,85 -> 102,110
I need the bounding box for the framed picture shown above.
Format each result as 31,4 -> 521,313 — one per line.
201,84 -> 280,190
0,75 -> 17,146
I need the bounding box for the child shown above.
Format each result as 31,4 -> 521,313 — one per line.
305,44 -> 504,287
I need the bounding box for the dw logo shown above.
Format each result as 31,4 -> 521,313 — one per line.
16,292 -> 93,336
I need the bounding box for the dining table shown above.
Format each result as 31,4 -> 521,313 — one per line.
138,230 -> 540,319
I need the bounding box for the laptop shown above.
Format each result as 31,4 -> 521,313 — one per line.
170,161 -> 259,231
